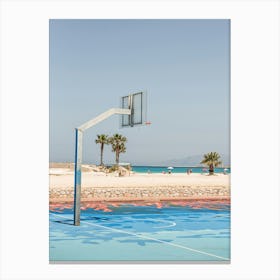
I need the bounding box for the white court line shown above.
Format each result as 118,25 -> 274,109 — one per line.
118,217 -> 176,229
141,218 -> 176,229
50,213 -> 229,261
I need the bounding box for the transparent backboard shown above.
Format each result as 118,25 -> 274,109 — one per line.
120,92 -> 147,127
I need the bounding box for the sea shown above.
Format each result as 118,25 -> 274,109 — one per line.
131,166 -> 231,174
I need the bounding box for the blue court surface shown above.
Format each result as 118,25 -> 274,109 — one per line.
49,201 -> 230,262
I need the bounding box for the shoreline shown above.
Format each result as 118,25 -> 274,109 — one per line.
49,163 -> 231,174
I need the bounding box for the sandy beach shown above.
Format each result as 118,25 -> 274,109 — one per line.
49,163 -> 230,202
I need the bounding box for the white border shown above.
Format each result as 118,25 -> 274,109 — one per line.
0,0 -> 279,279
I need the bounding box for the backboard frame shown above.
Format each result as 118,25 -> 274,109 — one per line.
120,91 -> 147,128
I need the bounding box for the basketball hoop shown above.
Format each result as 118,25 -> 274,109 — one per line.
74,91 -> 148,226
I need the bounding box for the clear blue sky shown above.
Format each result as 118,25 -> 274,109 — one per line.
50,19 -> 230,165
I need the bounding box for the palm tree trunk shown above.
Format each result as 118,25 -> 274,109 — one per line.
116,147 -> 119,166
209,163 -> 214,175
100,143 -> 104,166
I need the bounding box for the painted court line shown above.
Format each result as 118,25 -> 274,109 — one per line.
120,217 -> 176,229
141,218 -> 176,229
50,213 -> 229,261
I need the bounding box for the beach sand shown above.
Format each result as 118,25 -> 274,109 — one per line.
49,164 -> 230,202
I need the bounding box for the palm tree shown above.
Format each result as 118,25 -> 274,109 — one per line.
200,152 -> 222,175
108,134 -> 127,166
95,134 -> 109,166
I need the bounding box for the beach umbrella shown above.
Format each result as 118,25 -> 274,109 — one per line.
167,167 -> 174,170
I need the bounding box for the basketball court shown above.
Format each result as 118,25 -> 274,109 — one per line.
49,203 -> 230,262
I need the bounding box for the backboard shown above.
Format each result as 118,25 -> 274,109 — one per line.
120,91 -> 147,127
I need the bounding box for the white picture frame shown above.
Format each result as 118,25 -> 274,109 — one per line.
0,0 -> 279,279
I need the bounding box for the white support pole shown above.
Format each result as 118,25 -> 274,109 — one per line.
78,108 -> 131,131
74,128 -> 83,226
73,107 -> 131,226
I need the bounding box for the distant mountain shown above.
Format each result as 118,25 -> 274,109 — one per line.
155,154 -> 230,167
